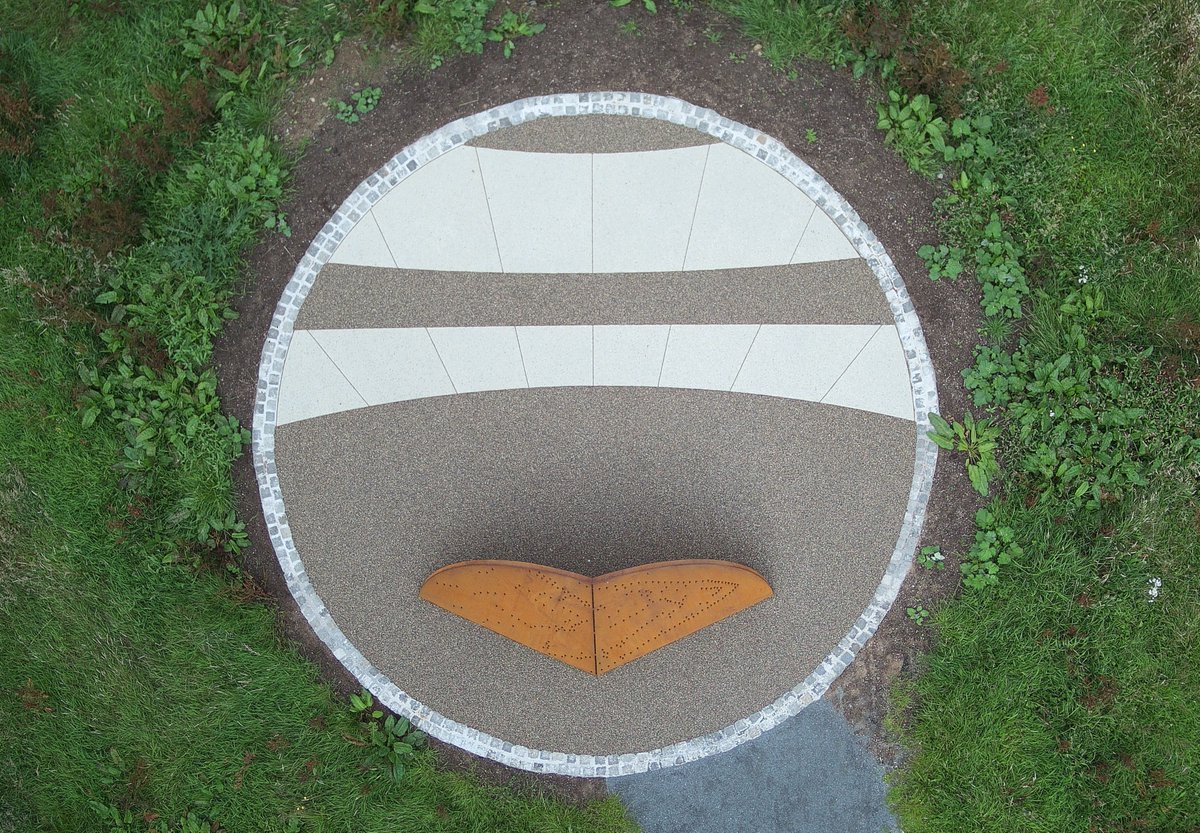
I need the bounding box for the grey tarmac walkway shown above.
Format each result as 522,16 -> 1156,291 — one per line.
608,700 -> 897,833
254,98 -> 936,809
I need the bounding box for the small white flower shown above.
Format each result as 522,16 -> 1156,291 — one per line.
1077,276 -> 1089,284
1148,576 -> 1162,602
1049,410 -> 1056,418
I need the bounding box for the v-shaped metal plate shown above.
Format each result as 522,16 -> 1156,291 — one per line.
419,559 -> 772,675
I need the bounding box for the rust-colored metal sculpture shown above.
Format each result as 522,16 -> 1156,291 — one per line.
419,561 -> 596,673
419,559 -> 772,675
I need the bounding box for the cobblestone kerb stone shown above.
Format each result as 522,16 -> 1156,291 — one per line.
252,92 -> 940,777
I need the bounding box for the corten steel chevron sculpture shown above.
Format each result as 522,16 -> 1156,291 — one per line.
419,560 -> 773,675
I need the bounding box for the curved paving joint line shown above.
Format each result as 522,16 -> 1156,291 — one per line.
252,92 -> 939,777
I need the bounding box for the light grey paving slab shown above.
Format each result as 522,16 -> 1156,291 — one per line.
792,208 -> 860,264
373,147 -> 501,272
306,328 -> 454,406
593,146 -> 709,273
732,325 -> 880,403
427,326 -> 527,394
684,143 -> 817,271
276,331 -> 367,425
607,700 -> 897,833
279,325 -> 909,420
658,324 -> 760,392
822,325 -> 914,421
593,325 -> 671,386
477,148 -> 592,273
468,114 -> 719,154
328,211 -> 396,268
516,326 -> 593,387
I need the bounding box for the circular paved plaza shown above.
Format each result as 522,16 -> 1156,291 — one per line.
253,93 -> 937,776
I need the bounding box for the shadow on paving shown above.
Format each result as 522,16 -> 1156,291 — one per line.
607,701 -> 896,833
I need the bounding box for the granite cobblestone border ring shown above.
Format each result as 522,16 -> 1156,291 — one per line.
252,92 -> 939,777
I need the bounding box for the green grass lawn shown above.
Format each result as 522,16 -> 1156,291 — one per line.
0,309 -> 633,833
5,0 -> 1198,830
720,0 -> 1200,830
0,2 -> 633,831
